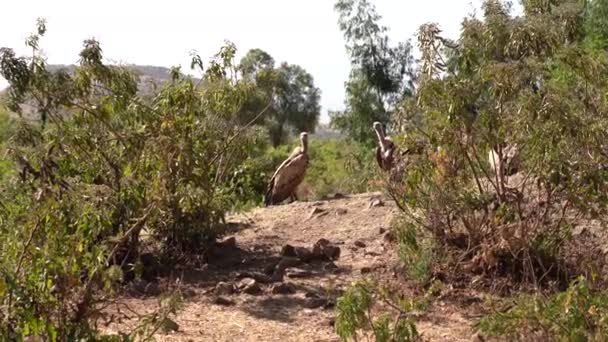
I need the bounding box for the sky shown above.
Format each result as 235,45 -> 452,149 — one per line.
0,0 -> 510,123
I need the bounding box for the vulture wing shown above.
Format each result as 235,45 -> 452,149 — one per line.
265,148 -> 309,206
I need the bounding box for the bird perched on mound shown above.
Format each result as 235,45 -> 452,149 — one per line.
488,142 -> 520,178
373,121 -> 397,172
265,132 -> 309,206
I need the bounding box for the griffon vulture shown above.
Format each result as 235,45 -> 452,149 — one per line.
264,132 -> 309,206
489,143 -> 520,177
373,121 -> 397,172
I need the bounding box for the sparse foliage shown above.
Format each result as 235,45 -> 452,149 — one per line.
0,20 -> 266,339
331,0 -> 416,145
390,0 -> 608,287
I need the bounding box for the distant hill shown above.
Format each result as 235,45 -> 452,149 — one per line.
1,65 -> 344,141
1,64 -> 196,120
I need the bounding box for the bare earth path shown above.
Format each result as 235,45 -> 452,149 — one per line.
103,192 -> 480,341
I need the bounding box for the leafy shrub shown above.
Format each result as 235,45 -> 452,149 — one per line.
335,280 -> 422,342
389,0 -> 608,285
477,276 -> 608,340
0,105 -> 14,179
396,219 -> 437,286
0,20 -> 267,339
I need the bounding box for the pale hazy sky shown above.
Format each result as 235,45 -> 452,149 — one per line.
0,0 -> 517,123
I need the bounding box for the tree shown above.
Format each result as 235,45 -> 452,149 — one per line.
331,0 -> 415,145
238,49 -> 321,147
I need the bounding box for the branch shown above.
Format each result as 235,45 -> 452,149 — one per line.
208,100 -> 273,167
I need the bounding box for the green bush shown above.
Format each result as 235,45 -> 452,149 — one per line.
335,280 -> 422,342
0,106 -> 14,180
477,276 -> 608,340
388,0 -> 608,283
0,21 -> 266,340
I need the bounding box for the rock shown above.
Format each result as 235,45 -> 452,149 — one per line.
272,257 -> 303,282
144,282 -> 161,296
383,232 -> 396,243
294,246 -> 314,262
238,278 -> 262,295
379,227 -> 386,234
271,282 -> 296,295
328,318 -> 336,327
236,271 -> 273,284
140,253 -> 161,281
263,262 -> 278,275
309,207 -> 325,219
369,198 -> 384,208
276,257 -> 303,270
354,240 -> 366,248
360,267 -> 372,274
161,317 -> 179,332
305,297 -> 328,309
323,262 -> 339,272
280,244 -> 297,257
220,236 -> 237,248
181,288 -> 196,298
214,281 -> 234,296
313,239 -> 341,261
213,296 -> 235,306
572,225 -> 586,236
286,268 -> 313,278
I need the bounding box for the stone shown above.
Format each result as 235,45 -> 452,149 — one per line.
369,198 -> 384,208
294,246 -> 314,262
213,296 -> 235,306
379,227 -> 386,234
271,282 -> 296,295
309,207 -> 325,219
161,317 -> 179,332
144,282 -> 161,296
286,268 -> 313,278
305,297 -> 328,309
214,281 -> 234,296
280,244 -> 297,257
220,236 -> 237,248
313,239 -> 341,261
323,262 -> 339,272
336,208 -> 348,215
383,232 -> 396,243
238,278 -> 262,295
354,240 -> 366,248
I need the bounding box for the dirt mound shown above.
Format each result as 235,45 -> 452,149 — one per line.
101,193 -> 479,341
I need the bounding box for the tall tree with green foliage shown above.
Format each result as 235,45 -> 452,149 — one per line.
331,0 -> 415,145
239,49 -> 321,147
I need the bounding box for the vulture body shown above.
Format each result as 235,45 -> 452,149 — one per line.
373,122 -> 397,172
489,143 -> 520,177
264,132 -> 309,206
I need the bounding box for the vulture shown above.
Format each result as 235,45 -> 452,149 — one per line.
264,132 -> 309,206
373,121 -> 397,172
488,143 -> 520,177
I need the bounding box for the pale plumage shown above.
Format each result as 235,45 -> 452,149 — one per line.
265,132 -> 309,206
488,143 -> 520,177
373,121 -> 396,172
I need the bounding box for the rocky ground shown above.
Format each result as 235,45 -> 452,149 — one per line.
101,192 -> 486,341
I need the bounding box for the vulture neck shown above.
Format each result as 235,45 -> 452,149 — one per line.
375,126 -> 387,152
300,136 -> 308,154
